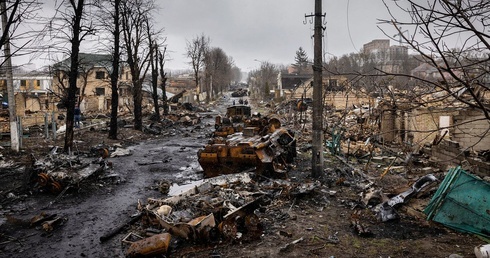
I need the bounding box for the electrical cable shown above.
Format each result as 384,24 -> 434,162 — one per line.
347,0 -> 359,53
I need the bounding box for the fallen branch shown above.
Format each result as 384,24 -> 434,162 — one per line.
100,212 -> 142,243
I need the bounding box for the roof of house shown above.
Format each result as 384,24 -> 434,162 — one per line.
53,53 -> 113,72
411,63 -> 438,74
280,74 -> 313,90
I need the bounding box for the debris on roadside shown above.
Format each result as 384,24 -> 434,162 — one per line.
351,210 -> 372,237
26,144 -> 113,194
126,232 -> 171,257
376,174 -> 437,222
115,171 -> 337,256
279,237 -> 304,253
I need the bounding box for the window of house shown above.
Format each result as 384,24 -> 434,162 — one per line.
20,80 -> 27,87
33,80 -> 41,90
95,87 -> 105,96
95,71 -> 105,79
439,116 -> 451,137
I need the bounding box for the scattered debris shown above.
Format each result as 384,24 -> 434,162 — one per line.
279,237 -> 304,253
475,244 -> 490,258
28,147 -> 112,194
100,212 -> 143,243
351,210 -> 372,237
376,174 -> 437,222
126,233 -> 172,257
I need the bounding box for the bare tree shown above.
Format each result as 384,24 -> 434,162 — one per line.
158,46 -> 168,115
0,0 -> 41,152
95,0 -> 121,139
120,0 -> 154,131
0,0 -> 41,65
230,65 -> 242,84
256,61 -> 278,101
186,33 -> 209,103
46,0 -> 97,153
145,16 -> 164,121
203,47 -> 230,102
380,0 -> 490,119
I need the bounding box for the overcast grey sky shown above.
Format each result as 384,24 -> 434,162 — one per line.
14,0 -> 405,72
158,0 -> 401,72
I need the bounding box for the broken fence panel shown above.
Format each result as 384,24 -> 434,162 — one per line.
424,166 -> 490,238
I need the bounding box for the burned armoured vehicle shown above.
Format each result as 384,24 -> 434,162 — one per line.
226,105 -> 251,122
29,146 -> 111,194
198,116 -> 296,178
212,105 -> 253,137
231,88 -> 248,97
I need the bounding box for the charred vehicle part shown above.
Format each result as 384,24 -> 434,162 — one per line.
198,117 -> 296,178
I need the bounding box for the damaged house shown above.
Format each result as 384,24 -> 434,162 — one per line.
378,63 -> 490,175
51,53 -> 135,113
289,75 -> 376,111
0,66 -> 57,132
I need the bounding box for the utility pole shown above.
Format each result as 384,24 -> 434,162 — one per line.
311,0 -> 323,177
1,0 -> 19,152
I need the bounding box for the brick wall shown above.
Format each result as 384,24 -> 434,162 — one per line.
432,139 -> 490,177
452,109 -> 490,151
324,91 -> 374,110
407,108 -> 453,146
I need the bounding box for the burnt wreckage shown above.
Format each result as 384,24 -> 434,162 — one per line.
198,107 -> 297,178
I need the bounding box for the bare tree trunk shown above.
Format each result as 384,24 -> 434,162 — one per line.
149,44 -> 160,121
132,81 -> 143,130
204,72 -> 211,103
108,0 -> 120,140
64,0 -> 85,153
158,48 -> 169,115
121,0 -> 153,131
1,0 -> 19,152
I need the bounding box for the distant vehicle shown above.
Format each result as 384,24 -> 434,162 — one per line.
231,89 -> 248,97
226,105 -> 251,122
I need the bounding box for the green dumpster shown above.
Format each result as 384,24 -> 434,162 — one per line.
424,166 -> 490,238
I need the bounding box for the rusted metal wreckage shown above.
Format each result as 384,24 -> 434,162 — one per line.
198,106 -> 297,178
28,145 -> 111,194
119,173 -> 268,257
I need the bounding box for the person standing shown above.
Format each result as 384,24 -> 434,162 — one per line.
74,105 -> 81,128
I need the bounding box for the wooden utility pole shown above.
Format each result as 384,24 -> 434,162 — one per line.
1,0 -> 19,152
311,0 -> 324,177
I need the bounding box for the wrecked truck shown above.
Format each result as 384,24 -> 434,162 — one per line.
198,117 -> 296,178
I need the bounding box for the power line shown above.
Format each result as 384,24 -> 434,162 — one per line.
346,0 -> 359,53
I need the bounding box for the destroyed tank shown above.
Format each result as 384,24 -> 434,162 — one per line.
212,105 -> 252,137
198,117 -> 296,178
